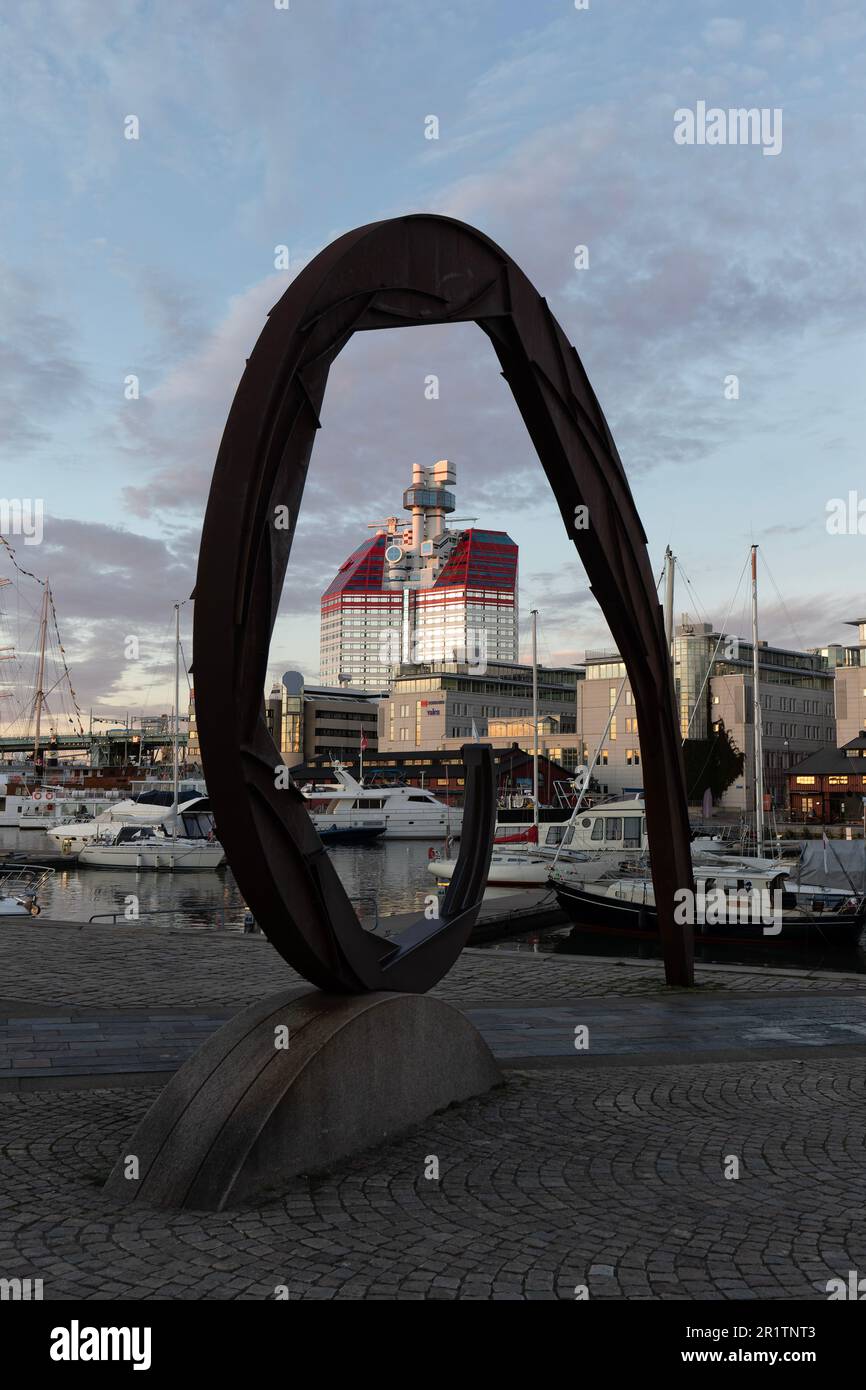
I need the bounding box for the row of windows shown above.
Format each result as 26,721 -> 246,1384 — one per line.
607,717 -> 639,739
794,775 -> 863,787
313,710 -> 378,723
313,728 -> 378,740
764,723 -> 824,739
608,686 -> 634,706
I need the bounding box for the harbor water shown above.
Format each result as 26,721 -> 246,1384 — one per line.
1,827 -> 439,931
4,827 -> 865,973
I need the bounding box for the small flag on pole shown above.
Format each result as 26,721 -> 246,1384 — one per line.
360,733 -> 368,751
471,719 -> 479,742
822,831 -> 829,876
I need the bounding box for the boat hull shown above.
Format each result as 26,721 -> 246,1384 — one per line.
428,855 -> 549,893
78,843 -> 225,871
552,881 -> 866,946
311,812 -> 460,840
318,826 -> 386,846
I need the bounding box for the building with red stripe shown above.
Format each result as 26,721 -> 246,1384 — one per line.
320,460 -> 518,686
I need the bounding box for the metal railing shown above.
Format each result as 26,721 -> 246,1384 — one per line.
88,906 -> 236,926
88,896 -> 381,931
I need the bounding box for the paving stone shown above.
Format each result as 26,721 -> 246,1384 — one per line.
1,1056 -> 865,1300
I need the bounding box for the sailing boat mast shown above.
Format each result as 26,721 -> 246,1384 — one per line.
663,546 -> 676,657
750,545 -> 765,856
173,601 -> 180,842
531,608 -> 539,830
32,582 -> 50,760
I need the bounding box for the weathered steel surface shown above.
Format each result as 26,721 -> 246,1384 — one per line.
194,214 -> 694,990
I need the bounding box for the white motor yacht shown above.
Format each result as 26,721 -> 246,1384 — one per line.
48,787 -> 216,854
303,764 -> 461,840
428,796 -> 646,896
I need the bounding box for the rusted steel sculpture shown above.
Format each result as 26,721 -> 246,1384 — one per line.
194,214 -> 694,990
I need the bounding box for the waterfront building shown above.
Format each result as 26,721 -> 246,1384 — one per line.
187,690 -> 200,765
786,731 -> 866,823
288,744 -> 577,808
267,670 -> 382,769
819,618 -> 866,746
319,460 -> 518,686
576,621 -> 835,810
377,658 -> 583,769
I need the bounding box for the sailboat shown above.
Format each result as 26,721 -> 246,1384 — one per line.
550,545 -> 866,944
428,610 -> 590,894
78,603 -> 225,871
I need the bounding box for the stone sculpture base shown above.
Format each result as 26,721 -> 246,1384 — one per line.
104,988 -> 501,1211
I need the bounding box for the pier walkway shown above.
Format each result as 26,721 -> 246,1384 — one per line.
1,920 -> 865,1299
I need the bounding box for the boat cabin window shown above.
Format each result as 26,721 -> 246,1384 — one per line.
357,798 -> 385,809
604,817 -> 623,842
581,818 -> 591,828
181,812 -> 216,840
591,819 -> 604,841
116,826 -> 158,843
407,795 -> 434,803
623,816 -> 642,848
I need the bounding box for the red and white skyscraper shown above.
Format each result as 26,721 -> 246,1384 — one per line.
320,460 -> 518,686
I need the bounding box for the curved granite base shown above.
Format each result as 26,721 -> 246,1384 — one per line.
104,988 -> 502,1210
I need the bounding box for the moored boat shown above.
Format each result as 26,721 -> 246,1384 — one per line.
77,824 -> 225,870
48,788 -> 215,854
0,864 -> 54,916
303,763 -> 461,840
550,863 -> 866,946
427,797 -> 647,897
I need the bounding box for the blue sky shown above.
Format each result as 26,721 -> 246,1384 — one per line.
1,0 -> 864,716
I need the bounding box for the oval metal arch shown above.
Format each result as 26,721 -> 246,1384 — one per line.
193,213 -> 694,991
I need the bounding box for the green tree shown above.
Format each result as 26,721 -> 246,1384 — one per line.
683,721 -> 744,804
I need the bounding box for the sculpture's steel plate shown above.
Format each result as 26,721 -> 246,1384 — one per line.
193,214 -> 694,991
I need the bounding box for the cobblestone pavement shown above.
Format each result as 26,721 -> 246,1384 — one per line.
3,923 -> 866,1299
2,922 -> 865,1011
2,1059 -> 865,1300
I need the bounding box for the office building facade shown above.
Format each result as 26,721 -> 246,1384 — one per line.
576,622 -> 835,810
320,460 -> 518,686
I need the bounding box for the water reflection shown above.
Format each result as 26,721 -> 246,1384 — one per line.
4,826 -> 865,974
1,829 -> 438,932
